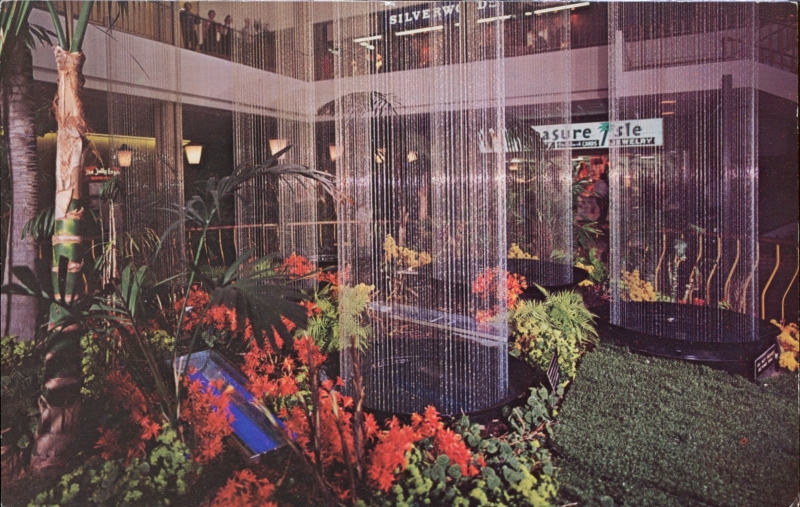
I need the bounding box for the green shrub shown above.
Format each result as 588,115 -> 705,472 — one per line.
29,425 -> 200,507
1,336 -> 41,466
371,388 -> 561,507
510,290 -> 597,379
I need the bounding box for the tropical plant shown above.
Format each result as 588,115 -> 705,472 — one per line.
0,13 -> 49,343
0,0 -> 127,475
510,288 -> 597,380
0,335 -> 41,478
3,140 -> 338,477
304,284 -> 340,353
575,247 -> 609,286
28,425 -> 200,507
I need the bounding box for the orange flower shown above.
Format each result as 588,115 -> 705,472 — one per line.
317,270 -> 339,286
367,418 -> 418,491
95,371 -> 161,463
180,376 -> 235,463
471,267 -> 527,321
280,253 -> 317,278
95,428 -> 122,461
211,469 -> 277,507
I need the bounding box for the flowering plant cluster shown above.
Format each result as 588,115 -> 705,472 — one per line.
772,320 -> 799,372
279,252 -> 317,278
508,243 -> 539,260
210,469 -> 277,507
383,234 -> 432,270
472,267 -> 528,323
180,373 -> 235,463
94,371 -> 162,463
619,269 -> 658,302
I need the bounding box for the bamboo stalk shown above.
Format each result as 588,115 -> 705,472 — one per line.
762,244 -> 780,320
686,234 -> 703,297
738,243 -> 758,314
705,236 -> 722,303
654,232 -> 667,292
780,250 -> 798,322
723,239 -> 740,305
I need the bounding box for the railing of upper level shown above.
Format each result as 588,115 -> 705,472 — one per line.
38,2 -> 795,81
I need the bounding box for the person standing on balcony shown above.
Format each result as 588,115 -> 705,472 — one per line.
179,3 -> 200,50
220,15 -> 233,57
241,18 -> 255,65
203,10 -> 219,54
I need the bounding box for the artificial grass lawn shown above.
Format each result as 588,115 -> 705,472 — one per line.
553,344 -> 799,507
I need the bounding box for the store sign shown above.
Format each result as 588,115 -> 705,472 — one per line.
85,165 -> 121,182
531,119 -> 663,150
754,342 -> 780,380
387,1 -> 500,27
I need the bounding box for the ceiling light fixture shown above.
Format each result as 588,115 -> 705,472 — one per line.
269,139 -> 289,160
329,145 -> 342,162
476,14 -> 513,23
661,100 -> 677,104
395,25 -> 444,36
184,144 -> 202,165
353,34 -> 383,43
533,2 -> 590,15
117,144 -> 133,168
661,111 -> 675,115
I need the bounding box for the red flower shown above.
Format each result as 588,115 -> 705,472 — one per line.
471,267 -> 527,321
211,469 -> 277,507
95,428 -> 122,461
139,416 -> 162,441
181,377 -> 235,463
294,335 -> 327,369
363,413 -> 379,441
434,428 -> 479,477
317,270 -> 339,286
280,253 -> 317,279
367,418 -> 418,491
95,371 -> 161,463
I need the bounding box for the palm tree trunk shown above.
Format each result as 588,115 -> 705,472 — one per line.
0,29 -> 40,342
30,46 -> 88,476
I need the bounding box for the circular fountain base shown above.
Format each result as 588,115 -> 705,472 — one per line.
592,302 -> 779,379
507,259 -> 588,299
323,353 -> 539,425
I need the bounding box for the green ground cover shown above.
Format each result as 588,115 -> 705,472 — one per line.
553,344 -> 799,507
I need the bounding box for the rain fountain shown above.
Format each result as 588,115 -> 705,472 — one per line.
334,2 -> 535,418
503,3 -> 585,294
605,3 -> 778,377
231,3 -> 320,271
104,18 -> 185,280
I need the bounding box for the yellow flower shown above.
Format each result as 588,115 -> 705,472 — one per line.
779,351 -> 799,372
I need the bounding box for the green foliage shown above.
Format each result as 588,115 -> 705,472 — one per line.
304,285 -> 340,353
575,248 -> 608,285
1,336 -> 40,456
372,390 -> 561,507
21,206 -> 54,241
554,345 -> 799,507
510,289 -> 596,380
79,332 -> 115,397
1,334 -> 36,366
338,283 -> 374,351
29,425 -> 200,507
